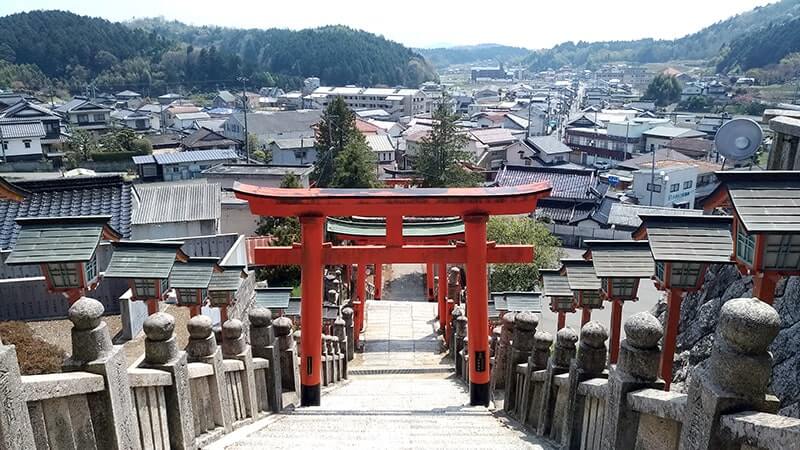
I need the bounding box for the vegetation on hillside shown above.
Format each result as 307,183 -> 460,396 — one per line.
717,16 -> 800,74
418,44 -> 531,68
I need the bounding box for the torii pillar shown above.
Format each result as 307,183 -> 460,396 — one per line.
465,215 -> 490,405
300,215 -> 324,406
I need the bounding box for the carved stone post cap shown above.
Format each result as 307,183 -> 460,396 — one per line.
556,327 -> 578,347
515,311 -> 539,331
580,321 -> 608,348
143,312 -> 175,341
452,305 -> 465,318
533,330 -> 554,350
335,268 -> 342,276
249,307 -> 273,326
501,312 -> 516,326
293,330 -> 301,339
222,319 -> 243,340
624,312 -> 663,349
718,297 -> 780,354
341,307 -> 354,319
273,316 -> 293,336
187,315 -> 213,339
450,266 -> 461,275
492,325 -> 502,336
455,314 -> 468,324
68,297 -> 105,330
327,289 -> 338,300
334,317 -> 346,327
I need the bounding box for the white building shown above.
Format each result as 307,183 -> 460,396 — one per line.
365,134 -> 396,164
307,86 -> 425,118
0,120 -> 45,160
631,164 -> 698,208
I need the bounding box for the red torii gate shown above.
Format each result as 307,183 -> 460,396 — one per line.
235,182 -> 552,406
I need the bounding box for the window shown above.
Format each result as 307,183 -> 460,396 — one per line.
209,290 -> 230,306
133,279 -> 157,298
683,180 -> 693,189
646,183 -> 662,193
176,288 -> 200,305
47,263 -> 80,288
764,234 -> 800,270
84,255 -> 97,282
670,183 -> 680,192
142,164 -> 157,178
77,114 -> 89,123
135,119 -> 146,129
23,140 -> 31,148
94,113 -> 105,122
1,142 -> 7,150
609,278 -> 636,298
670,262 -> 703,289
736,223 -> 756,265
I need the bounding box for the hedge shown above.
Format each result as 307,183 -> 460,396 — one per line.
89,150 -> 145,162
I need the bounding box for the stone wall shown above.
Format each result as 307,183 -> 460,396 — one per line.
656,264 -> 800,417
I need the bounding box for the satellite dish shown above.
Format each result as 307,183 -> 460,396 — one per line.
714,118 -> 763,160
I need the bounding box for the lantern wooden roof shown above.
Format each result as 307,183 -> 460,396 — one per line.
584,240 -> 654,278
104,241 -> 186,279
284,297 -> 339,320
169,257 -> 219,289
254,287 -> 293,309
561,259 -> 601,291
6,216 -> 120,265
208,266 -> 247,292
491,291 -> 543,313
634,214 -> 733,263
540,269 -> 572,297
713,171 -> 800,233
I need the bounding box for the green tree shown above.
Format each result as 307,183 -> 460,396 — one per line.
330,137 -> 379,188
255,173 -> 303,287
644,74 -> 682,106
486,217 -> 563,291
246,133 -> 270,162
312,96 -> 360,187
65,129 -> 98,167
415,100 -> 479,187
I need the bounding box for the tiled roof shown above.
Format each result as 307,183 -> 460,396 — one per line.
0,175 -> 133,249
182,127 -> 238,148
5,216 -> 114,264
202,163 -> 313,177
585,240 -> 654,278
0,121 -> 45,139
527,136 -> 572,155
635,215 -> 733,263
132,183 -> 220,225
104,241 -> 183,279
495,165 -> 599,200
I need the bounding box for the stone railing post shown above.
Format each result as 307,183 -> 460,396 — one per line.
681,297 -> 781,450
333,317 -> 348,379
562,321 -> 608,449
327,289 -> 338,307
342,307 -> 355,360
536,327 -> 578,436
601,312 -> 664,449
450,304 -> 465,359
330,335 -> 342,381
454,313 -> 468,377
273,316 -> 301,395
0,337 -> 34,449
222,319 -> 259,418
62,297 -> 139,450
504,312 -> 538,415
523,330 -> 553,427
320,335 -> 331,386
249,307 -> 283,412
186,315 -> 232,432
492,313 -> 514,391
140,313 -> 194,449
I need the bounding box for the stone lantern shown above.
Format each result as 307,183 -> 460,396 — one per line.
208,265 -> 248,322
7,216 -> 120,303
561,259 -> 603,326
706,171 -> 800,303
169,257 -> 219,317
584,240 -> 654,364
634,214 -> 733,389
104,240 -> 186,314
540,268 -> 575,331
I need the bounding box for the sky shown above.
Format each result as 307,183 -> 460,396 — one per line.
0,0 -> 778,49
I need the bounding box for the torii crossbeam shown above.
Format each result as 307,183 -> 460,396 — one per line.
235,182 -> 552,407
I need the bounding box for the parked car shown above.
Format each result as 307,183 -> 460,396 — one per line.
593,160 -> 611,170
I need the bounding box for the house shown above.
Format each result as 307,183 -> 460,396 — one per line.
494,165 -> 606,223
505,136 -> 572,166
0,100 -> 63,154
115,90 -> 143,108
268,138 -> 317,165
309,87 -> 425,119
355,118 -> 383,136
54,98 -> 111,133
663,137 -> 713,159
192,119 -> 227,133
201,163 -> 312,189
181,127 -> 239,151
641,126 -> 706,153
132,149 -> 240,182
110,109 -> 153,131
213,90 -> 238,109
223,110 -> 321,145
469,128 -> 520,169
365,134 -> 396,164
277,92 -> 304,110
130,183 -> 220,240
172,112 -> 211,130
0,120 -> 46,160
164,105 -> 202,128
144,133 -> 183,152
367,119 -> 404,137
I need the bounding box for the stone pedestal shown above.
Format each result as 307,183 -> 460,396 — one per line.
341,307 -> 355,361
186,314 -> 232,432
454,313 -> 468,377
492,313 -> 514,391
504,312 -> 538,416
273,316 -> 301,394
333,317 -> 348,379
139,312 -> 195,449
536,327 -> 577,437
602,312 -> 664,450
222,319 -> 259,418
523,330 -> 553,428
0,339 -> 34,449
680,297 -> 781,450
62,297 -> 139,450
249,307 -> 283,412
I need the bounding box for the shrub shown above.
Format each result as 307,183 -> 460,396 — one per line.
0,321 -> 65,374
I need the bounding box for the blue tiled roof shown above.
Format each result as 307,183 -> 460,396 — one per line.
0,175 -> 132,249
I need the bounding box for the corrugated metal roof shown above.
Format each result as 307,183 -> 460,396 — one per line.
104,241 -> 183,279
495,165 -> 598,200
637,215 -> 733,263
5,216 -> 111,264
152,149 -> 238,165
365,134 -> 395,153
132,183 -> 220,225
540,269 -> 572,297
562,259 -> 601,291
607,203 -> 702,228
132,155 -> 156,164
208,266 -> 246,292
169,258 -> 218,289
0,121 -> 45,139
585,240 -> 654,278
527,136 -> 572,155
716,171 -> 800,233
254,287 -> 292,308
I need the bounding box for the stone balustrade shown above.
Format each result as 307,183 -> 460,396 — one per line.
0,296 -> 349,449
497,297 -> 800,450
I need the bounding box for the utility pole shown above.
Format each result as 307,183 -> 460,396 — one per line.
238,76 -> 250,164
649,146 -> 657,206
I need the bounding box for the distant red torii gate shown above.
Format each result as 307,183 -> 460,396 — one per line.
235,183 -> 552,407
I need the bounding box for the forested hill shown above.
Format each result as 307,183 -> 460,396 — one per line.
522,0 -> 800,72
0,11 -> 437,94
418,44 -> 531,68
716,16 -> 800,73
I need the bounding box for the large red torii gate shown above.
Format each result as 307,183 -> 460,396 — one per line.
235,182 -> 552,406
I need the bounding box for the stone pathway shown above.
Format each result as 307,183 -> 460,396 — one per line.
219,300 -> 551,449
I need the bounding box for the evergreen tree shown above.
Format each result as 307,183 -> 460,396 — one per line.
255,173 -> 303,287
330,136 -> 379,188
312,96 -> 359,187
644,74 -> 682,106
487,217 -> 563,291
415,99 -> 480,188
